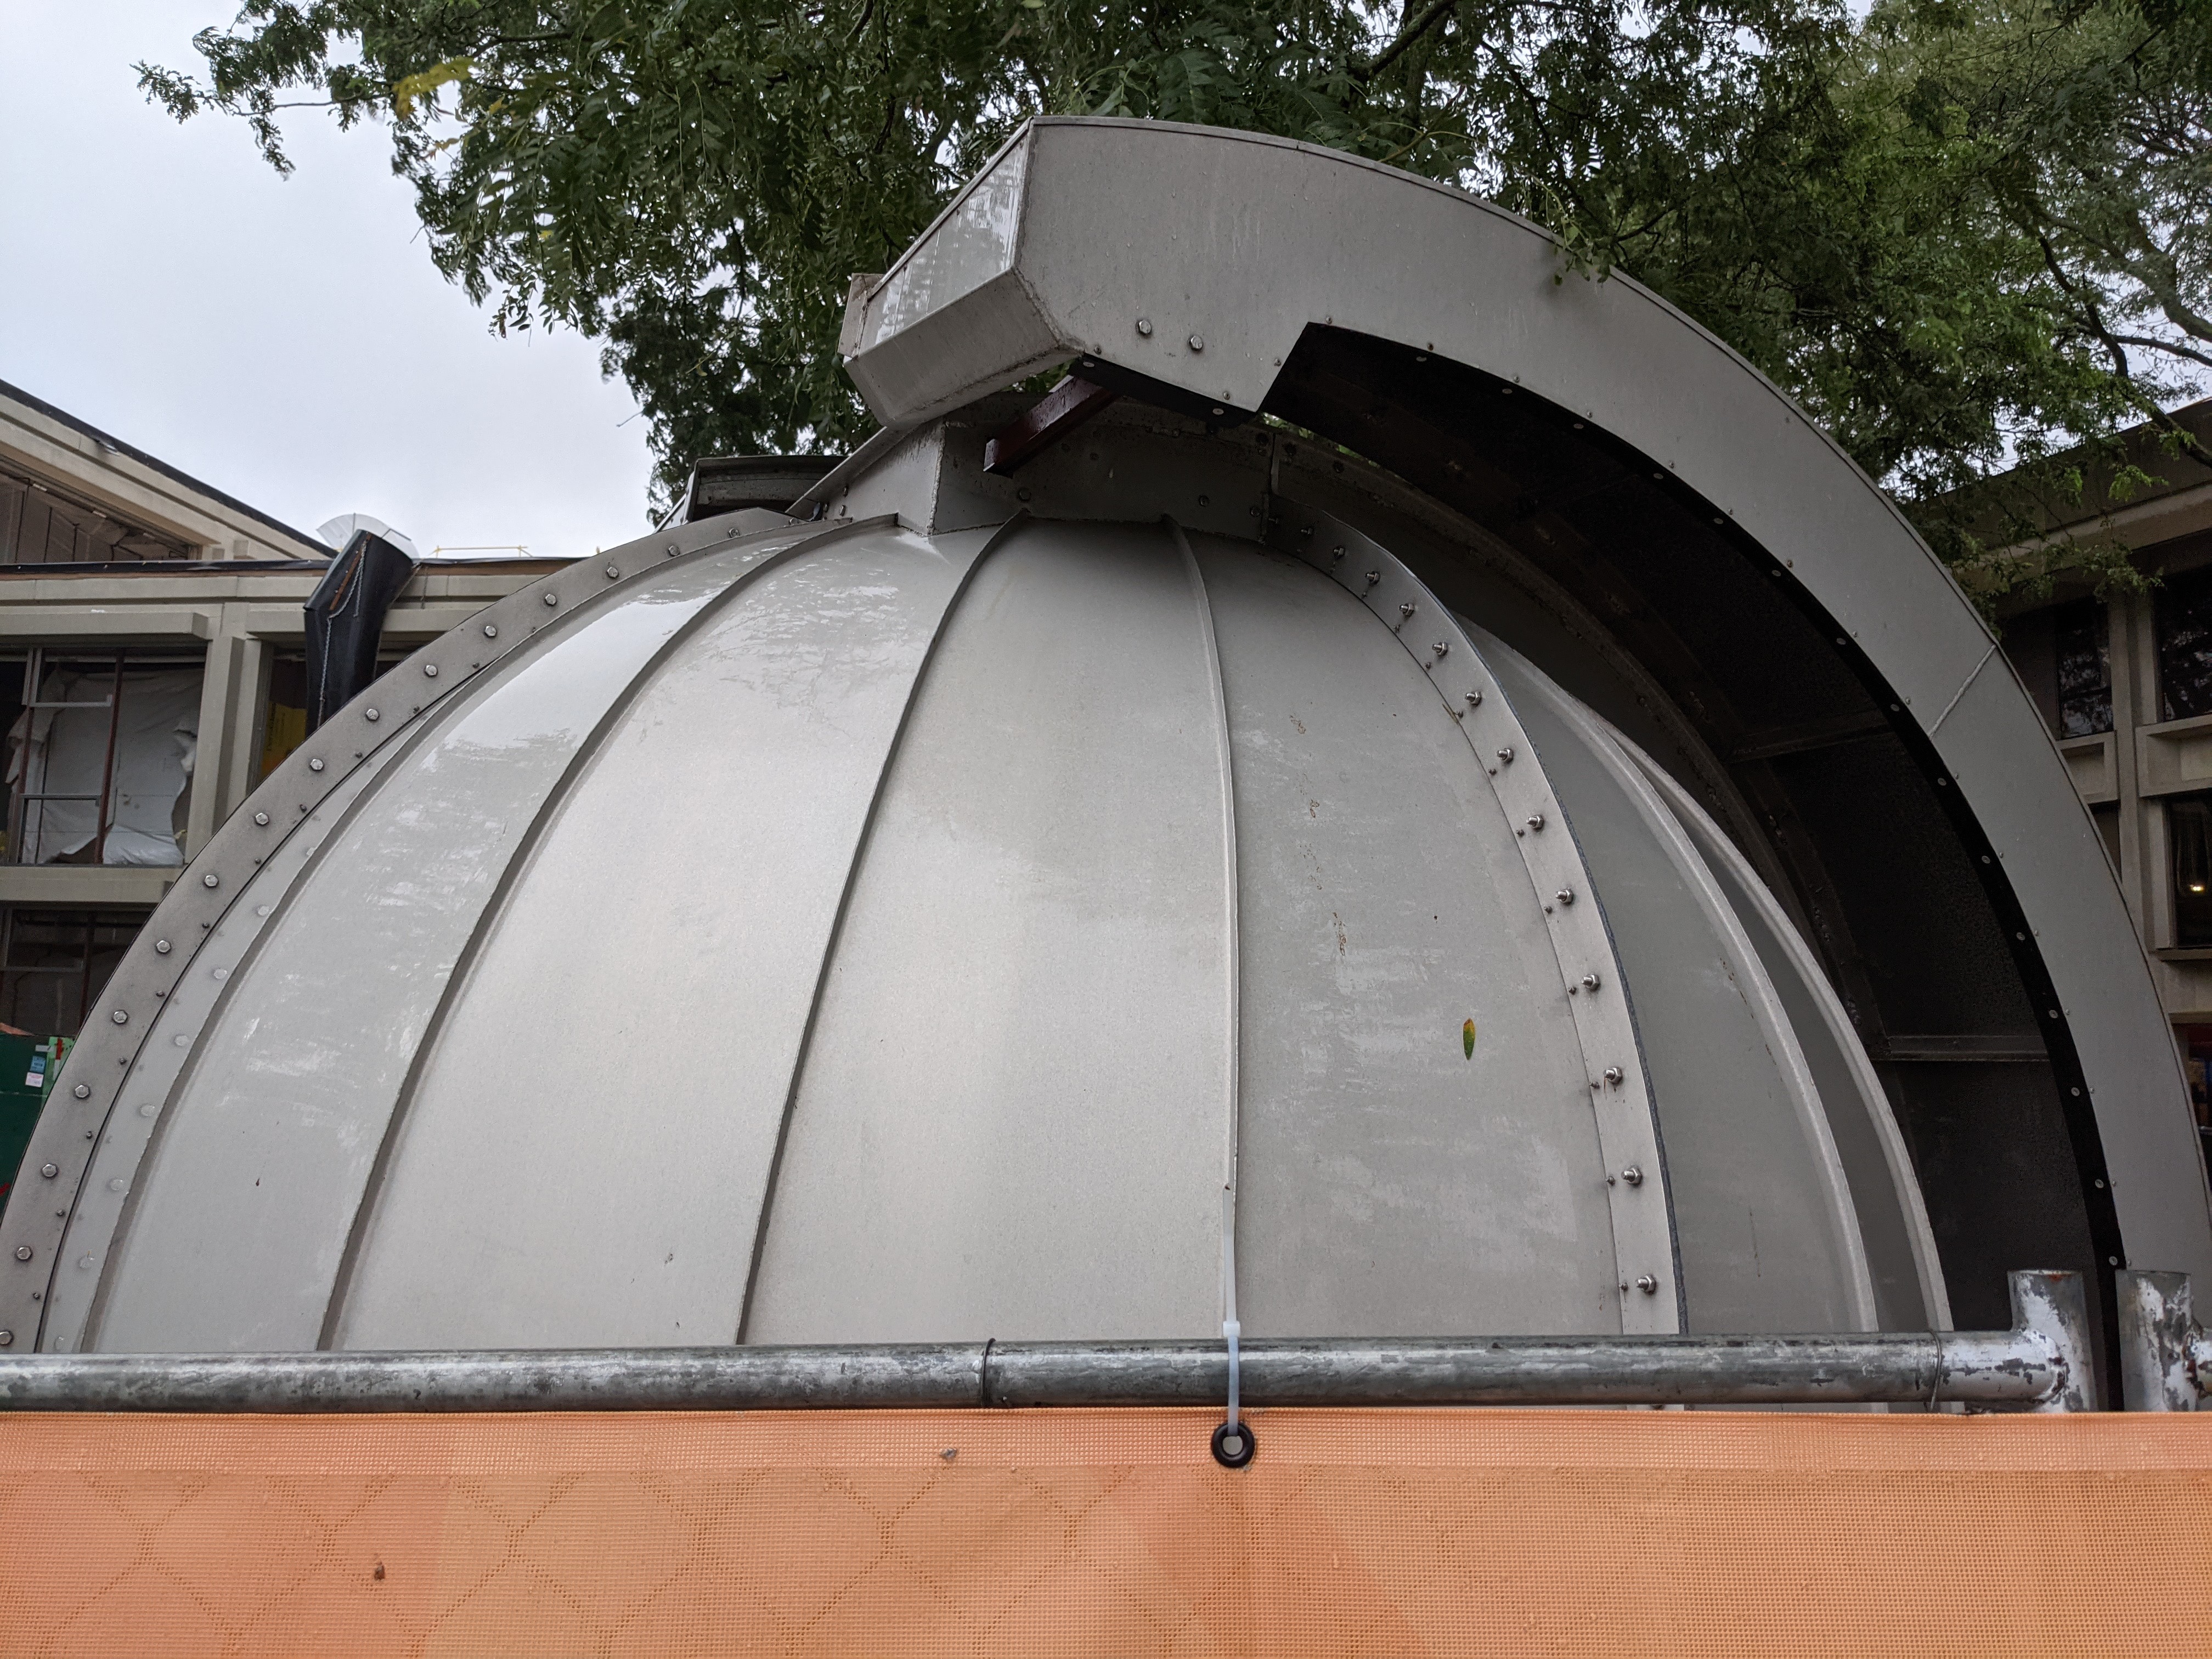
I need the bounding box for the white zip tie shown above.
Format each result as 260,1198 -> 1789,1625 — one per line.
1213,1183 -> 1252,1466
1222,1182 -> 1241,1429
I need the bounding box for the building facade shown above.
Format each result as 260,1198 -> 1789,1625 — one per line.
1991,399 -> 2212,1158
0,380 -> 557,1035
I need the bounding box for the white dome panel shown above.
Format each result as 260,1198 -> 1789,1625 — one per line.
82,537 -> 809,1353
1618,744 -> 1948,1332
1482,634 -> 1873,1333
24,499 -> 1934,1352
333,525 -> 987,1348
747,521 -> 1236,1342
1197,539 -> 1621,1336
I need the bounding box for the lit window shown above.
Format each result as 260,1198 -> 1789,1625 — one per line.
2173,795 -> 2212,945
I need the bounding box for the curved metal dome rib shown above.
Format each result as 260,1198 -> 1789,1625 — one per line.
2,118 -> 2199,1373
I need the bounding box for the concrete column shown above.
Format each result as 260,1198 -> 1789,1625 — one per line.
2113,588 -> 2154,935
183,620 -> 246,860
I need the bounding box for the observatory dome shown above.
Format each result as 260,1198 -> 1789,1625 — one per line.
29,490 -> 1934,1353
5,118 -> 2204,1367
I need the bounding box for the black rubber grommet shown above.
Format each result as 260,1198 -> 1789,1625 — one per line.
1211,1420 -> 1256,1469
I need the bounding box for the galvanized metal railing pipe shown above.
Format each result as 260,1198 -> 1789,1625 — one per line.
0,1271 -> 2101,1415
2115,1268 -> 2212,1410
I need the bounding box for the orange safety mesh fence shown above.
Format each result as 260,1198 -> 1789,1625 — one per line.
0,1406 -> 2207,1657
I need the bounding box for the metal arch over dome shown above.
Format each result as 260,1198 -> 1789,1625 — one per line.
0,118 -> 2201,1371
834,116 -> 2212,1339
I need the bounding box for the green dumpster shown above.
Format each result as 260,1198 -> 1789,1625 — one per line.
0,1032 -> 66,1213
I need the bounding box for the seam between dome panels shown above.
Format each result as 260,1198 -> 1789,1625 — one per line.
1272,505 -> 1683,1336
3,507 -> 825,1351
732,512 -> 1032,1345
313,515 -> 898,1350
76,528 -> 829,1353
1478,631 -> 1877,1333
1164,516 -> 1245,1350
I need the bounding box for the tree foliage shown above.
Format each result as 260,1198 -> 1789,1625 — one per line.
143,0 -> 2211,590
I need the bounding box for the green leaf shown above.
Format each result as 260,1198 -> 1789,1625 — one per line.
391,55 -> 475,121
141,0 -> 2212,529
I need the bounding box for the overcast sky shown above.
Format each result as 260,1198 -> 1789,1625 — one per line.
1,1 -> 658,557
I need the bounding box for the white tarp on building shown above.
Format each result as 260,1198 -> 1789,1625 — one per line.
7,668 -> 199,866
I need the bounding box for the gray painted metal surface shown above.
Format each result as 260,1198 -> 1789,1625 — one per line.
80,535 -> 815,1353
1262,515 -> 1681,1331
1616,739 -> 1951,1334
1477,629 -> 1876,1334
5,120 -> 2186,1364
0,510 -> 838,1353
835,116 -> 2211,1291
7,512 -> 1901,1352
331,526 -> 992,1349
746,520 -> 1235,1342
0,1271 -> 2094,1413
1194,537 -> 1630,1338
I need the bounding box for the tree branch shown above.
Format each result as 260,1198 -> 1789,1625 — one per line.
2104,331 -> 2212,373
1358,0 -> 1459,83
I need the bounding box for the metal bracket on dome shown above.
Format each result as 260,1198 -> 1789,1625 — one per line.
1266,503 -> 1684,1335
983,376 -> 1120,475
0,1270 -> 2107,1413
0,510 -> 878,1356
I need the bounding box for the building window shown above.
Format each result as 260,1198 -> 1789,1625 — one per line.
2007,599 -> 2112,737
2175,794 -> 2212,946
2179,1024 -> 2212,1177
0,460 -> 193,563
2091,801 -> 2122,878
0,908 -> 150,1036
258,647 -> 405,780
0,648 -> 204,866
2157,565 -> 2212,721
260,652 -> 310,780
2053,600 -> 2112,736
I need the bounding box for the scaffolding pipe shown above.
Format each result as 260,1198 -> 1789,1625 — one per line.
0,1273 -> 2103,1415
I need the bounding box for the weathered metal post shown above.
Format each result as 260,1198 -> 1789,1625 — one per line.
2116,1270 -> 2200,1411
2009,1269 -> 2096,1412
